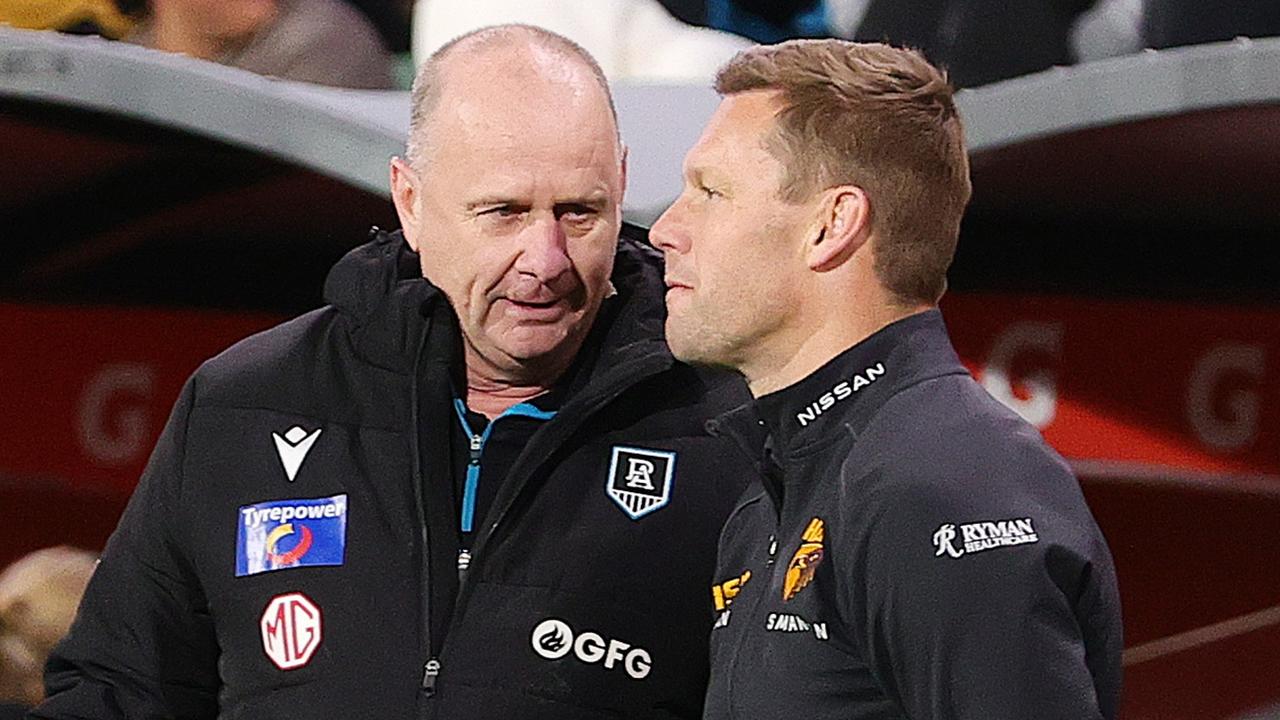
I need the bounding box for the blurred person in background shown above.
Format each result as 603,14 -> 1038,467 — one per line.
1070,0 -> 1144,62
849,0 -> 1100,86
0,547 -> 96,718
33,24 -> 754,720
701,0 -> 1111,87
651,38 -> 1122,718
116,0 -> 395,88
704,0 -> 830,43
0,0 -> 135,37
412,0 -> 752,82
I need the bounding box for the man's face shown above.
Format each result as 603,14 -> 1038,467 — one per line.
651,91 -> 812,370
394,58 -> 624,380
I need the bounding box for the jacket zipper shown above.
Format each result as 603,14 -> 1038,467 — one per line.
452,399 -> 487,537
721,497 -> 780,720
407,327 -> 440,700
450,398 -> 556,583
453,351 -> 673,616
413,330 -> 671,696
421,658 -> 441,694
707,418 -> 783,720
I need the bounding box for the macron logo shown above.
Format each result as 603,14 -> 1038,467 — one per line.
272,426 -> 322,482
796,363 -> 886,427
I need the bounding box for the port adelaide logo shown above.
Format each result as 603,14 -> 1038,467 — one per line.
606,446 -> 675,520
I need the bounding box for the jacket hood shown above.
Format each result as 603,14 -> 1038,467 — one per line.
320,224 -> 672,378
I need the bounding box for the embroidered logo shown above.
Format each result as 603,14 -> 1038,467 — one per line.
795,363 -> 886,427
933,517 -> 1039,559
764,612 -> 830,641
530,618 -> 652,680
260,592 -> 322,670
272,426 -> 322,482
783,517 -> 825,601
236,494 -> 348,577
606,446 -> 675,520
711,569 -> 752,630
712,570 -> 752,612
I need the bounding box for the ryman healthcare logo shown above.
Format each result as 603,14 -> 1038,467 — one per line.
933,517 -> 1039,559
795,363 -> 887,427
236,494 -> 348,577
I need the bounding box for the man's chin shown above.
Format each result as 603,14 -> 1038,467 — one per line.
492,326 -> 583,368
665,323 -> 726,369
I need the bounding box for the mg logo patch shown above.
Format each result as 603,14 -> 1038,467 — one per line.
260,592 -> 322,670
606,446 -> 675,520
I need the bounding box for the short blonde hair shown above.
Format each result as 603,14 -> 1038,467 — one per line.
716,40 -> 972,303
0,546 -> 97,706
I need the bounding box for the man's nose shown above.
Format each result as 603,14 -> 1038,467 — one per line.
514,215 -> 572,280
649,202 -> 687,255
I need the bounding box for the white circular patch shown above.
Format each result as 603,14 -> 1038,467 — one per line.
531,618 -> 574,660
260,592 -> 323,670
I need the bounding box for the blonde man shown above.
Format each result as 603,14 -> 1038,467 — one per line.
652,40 -> 1122,719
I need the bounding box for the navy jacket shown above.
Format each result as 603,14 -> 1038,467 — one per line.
705,310 -> 1122,719
35,227 -> 754,719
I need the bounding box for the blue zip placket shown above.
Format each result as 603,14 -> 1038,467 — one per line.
451,398 -> 557,534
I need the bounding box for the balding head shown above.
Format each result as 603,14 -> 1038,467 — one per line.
406,24 -> 619,170
388,23 -> 627,393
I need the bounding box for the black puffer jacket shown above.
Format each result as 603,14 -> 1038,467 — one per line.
36,227 -> 754,719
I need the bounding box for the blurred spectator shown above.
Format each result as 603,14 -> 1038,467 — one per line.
1144,0 -> 1280,49
343,0 -> 413,52
850,0 -> 1098,86
121,0 -> 396,88
413,0 -> 752,82
658,0 -> 706,26
705,0 -> 829,43
0,547 -> 97,712
1071,0 -> 1144,62
0,0 -> 134,37
825,0 -> 873,39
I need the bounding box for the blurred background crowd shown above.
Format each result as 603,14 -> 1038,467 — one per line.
2,0 -> 1279,90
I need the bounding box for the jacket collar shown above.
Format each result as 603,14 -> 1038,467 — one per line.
321,224 -> 674,385
717,309 -> 969,463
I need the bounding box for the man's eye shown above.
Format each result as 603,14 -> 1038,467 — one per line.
699,185 -> 722,199
481,206 -> 524,218
559,205 -> 598,221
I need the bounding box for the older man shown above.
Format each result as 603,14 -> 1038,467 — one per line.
651,40 -> 1123,718
35,25 -> 752,719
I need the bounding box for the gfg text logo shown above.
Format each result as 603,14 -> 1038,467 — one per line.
530,618 -> 652,680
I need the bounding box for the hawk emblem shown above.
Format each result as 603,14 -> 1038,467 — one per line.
783,517 -> 825,601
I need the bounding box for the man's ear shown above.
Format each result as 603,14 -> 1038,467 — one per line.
389,156 -> 422,251
618,144 -> 629,214
805,185 -> 870,272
